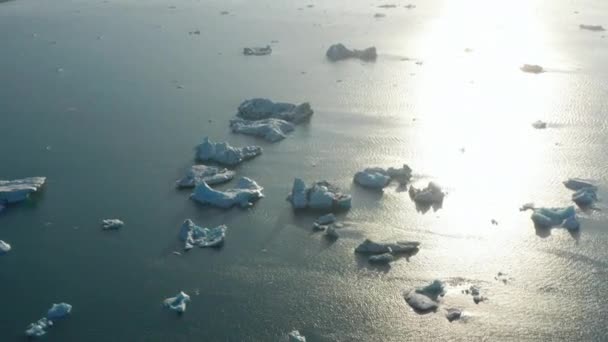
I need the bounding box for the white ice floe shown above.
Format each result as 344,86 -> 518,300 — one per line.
563,178 -> 597,191
528,206 -> 580,230
0,177 -> 46,204
243,45 -> 272,56
315,213 -> 336,225
47,303 -> 72,320
287,178 -> 351,211
579,24 -> 605,31
25,303 -> 72,338
355,239 -> 420,254
179,219 -> 226,249
409,182 -> 445,205
354,165 -> 412,189
102,219 -> 124,230
404,280 -> 445,312
176,165 -> 235,188
195,137 -> 262,166
163,291 -> 190,313
288,330 -> 306,342
25,318 -> 52,337
326,43 -> 377,62
229,118 -> 295,142
237,98 -> 314,124
0,240 -> 11,254
532,120 -> 547,129
520,64 -> 544,73
191,177 -> 263,208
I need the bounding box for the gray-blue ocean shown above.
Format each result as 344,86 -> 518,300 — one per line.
1,0 -> 608,340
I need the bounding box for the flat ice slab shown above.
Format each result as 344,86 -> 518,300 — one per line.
0,177 -> 46,204
195,137 -> 262,166
237,98 -> 314,124
243,45 -> 272,56
354,165 -> 412,189
409,182 -> 445,205
176,165 -> 235,188
288,330 -> 306,342
326,43 -> 377,61
191,177 -> 264,208
102,219 -> 124,230
0,240 -> 11,254
287,178 -> 351,211
179,219 -> 226,249
230,118 -> 295,142
163,291 -> 190,313
355,239 -> 420,254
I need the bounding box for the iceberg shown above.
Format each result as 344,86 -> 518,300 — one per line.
25,318 -> 52,337
47,303 -> 72,320
416,280 -> 445,300
563,178 -> 596,191
195,137 -> 262,166
378,4 -> 397,8
409,182 -> 445,205
368,252 -> 394,264
179,219 -> 226,249
326,43 -> 377,62
529,206 -> 579,230
0,240 -> 11,254
446,308 -> 462,322
532,120 -> 547,129
237,98 -> 314,124
520,64 -> 544,73
580,24 -> 605,31
176,165 -> 235,188
191,177 -> 263,208
572,187 -> 597,207
0,177 -> 46,204
229,118 -> 295,142
102,219 -> 124,230
163,291 -> 190,313
325,226 -> 339,239
25,303 -> 72,338
315,213 -> 336,225
288,330 -> 306,342
404,292 -> 438,312
354,165 -> 412,189
287,178 -> 351,211
243,45 -> 272,56
355,239 -> 420,254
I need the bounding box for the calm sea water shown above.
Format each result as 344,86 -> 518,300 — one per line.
1,0 -> 608,341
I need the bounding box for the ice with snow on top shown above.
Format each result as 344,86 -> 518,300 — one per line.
230,118 -> 295,142
409,182 -> 445,205
326,43 -> 377,62
237,99 -> 314,124
102,219 -> 124,230
354,165 -> 412,189
195,137 -> 262,166
287,178 -> 351,211
176,165 -> 235,188
163,291 -> 190,313
179,219 -> 226,250
0,240 -> 11,254
355,239 -> 420,254
25,318 -> 52,337
404,280 -> 445,312
47,303 -> 72,320
0,177 -> 46,204
191,177 -> 263,208
288,330 -> 306,342
529,206 -> 580,230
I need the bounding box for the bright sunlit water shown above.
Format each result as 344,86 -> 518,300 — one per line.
1,0 -> 608,341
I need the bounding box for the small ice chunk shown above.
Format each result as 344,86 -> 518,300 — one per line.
520,64 -> 544,73
409,182 -> 445,205
25,318 -> 52,337
243,45 -> 272,56
368,252 -> 394,264
374,13 -> 386,18
580,24 -> 605,31
229,118 -> 295,142
0,177 -> 46,204
237,99 -> 314,123
176,165 -> 235,188
354,165 -> 412,189
195,137 -> 262,166
287,179 -> 351,211
163,291 -> 190,313
404,291 -> 439,312
563,178 -> 596,191
288,330 -> 306,342
530,206 -> 579,230
416,280 -> 445,301
378,4 -> 397,8
101,219 -> 124,230
446,308 -> 462,322
326,43 -> 377,62
404,4 -> 416,9
315,213 -> 336,225
47,303 -> 72,320
355,239 -> 420,254
191,177 -> 264,208
532,120 -> 547,129
572,187 -> 597,207
179,219 -> 226,249
325,226 -> 339,239
0,240 -> 11,254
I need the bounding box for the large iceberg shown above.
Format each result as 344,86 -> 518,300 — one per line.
176,165 -> 235,188
0,177 -> 46,204
288,330 -> 306,342
0,240 -> 11,254
354,165 -> 412,189
163,291 -> 190,313
355,239 -> 420,254
195,137 -> 262,166
191,177 -> 263,208
47,303 -> 72,320
403,280 -> 445,312
229,118 -> 295,142
326,43 -> 377,62
179,219 -> 226,250
529,206 -> 580,230
287,178 -> 351,211
409,182 -> 445,205
237,98 -> 314,124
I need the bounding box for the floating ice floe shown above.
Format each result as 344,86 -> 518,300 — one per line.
102,219 -> 124,230
354,165 -> 412,189
195,137 -> 262,166
527,206 -> 580,230
355,239 -> 420,254
163,291 -> 190,313
191,177 -> 263,208
446,308 -> 462,322
563,178 -> 597,191
25,318 -> 52,337
179,219 -> 227,250
0,177 -> 46,204
579,24 -> 605,31
237,98 -> 314,124
316,213 -> 336,225
0,240 -> 11,254
288,330 -> 306,342
378,4 -> 397,8
243,45 -> 272,56
520,64 -> 544,73
325,226 -> 339,239
229,118 -> 295,142
287,178 -> 351,211
572,187 -> 598,207
409,182 -> 445,205
368,251 -> 395,264
374,13 -> 386,18
176,165 -> 235,188
464,285 -> 486,304
404,280 -> 445,312
326,43 -> 377,62
47,303 -> 72,320
532,120 -> 547,129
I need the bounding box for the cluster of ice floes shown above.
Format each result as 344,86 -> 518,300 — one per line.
564,178 -> 598,207
230,118 -> 295,142
0,177 -> 46,204
191,177 -> 263,208
287,330 -> 306,342
179,219 -> 227,250
287,178 -> 352,211
311,213 -> 342,238
403,280 -> 445,312
520,64 -> 544,73
195,137 -> 262,166
0,240 -> 11,254
353,165 -> 412,190
163,291 -> 190,314
409,182 -> 445,205
355,239 -> 420,264
25,303 -> 72,337
527,206 -> 580,230
176,165 -> 235,188
102,219 -> 124,230
463,285 -> 487,304
326,43 -> 377,62
579,24 -> 605,31
243,45 -> 272,56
